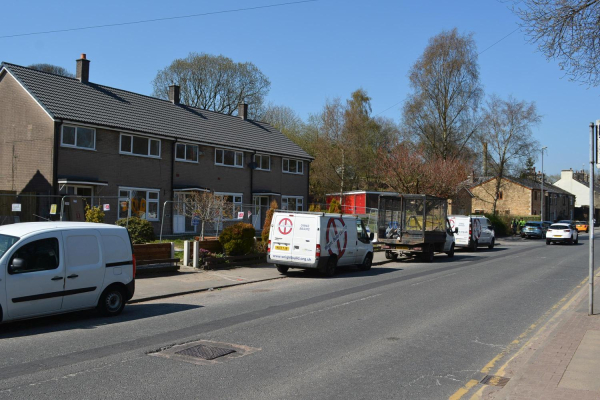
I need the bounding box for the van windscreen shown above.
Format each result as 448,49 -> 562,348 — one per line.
0,234 -> 19,258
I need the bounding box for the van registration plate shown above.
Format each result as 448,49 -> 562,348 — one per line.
275,245 -> 290,251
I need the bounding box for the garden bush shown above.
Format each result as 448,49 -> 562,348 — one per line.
85,204 -> 105,223
115,217 -> 155,244
219,222 -> 256,256
485,214 -> 509,236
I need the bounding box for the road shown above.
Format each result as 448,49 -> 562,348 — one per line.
0,234 -> 597,399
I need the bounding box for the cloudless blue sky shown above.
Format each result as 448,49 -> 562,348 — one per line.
1,0 -> 599,176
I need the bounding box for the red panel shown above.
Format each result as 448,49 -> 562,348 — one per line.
356,194 -> 367,214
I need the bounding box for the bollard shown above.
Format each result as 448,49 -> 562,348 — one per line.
193,241 -> 199,269
183,241 -> 190,267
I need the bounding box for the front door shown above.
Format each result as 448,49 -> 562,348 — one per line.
253,196 -> 269,231
5,234 -> 65,319
173,193 -> 197,234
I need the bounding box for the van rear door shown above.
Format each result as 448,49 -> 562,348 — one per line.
270,213 -> 316,265
449,216 -> 471,247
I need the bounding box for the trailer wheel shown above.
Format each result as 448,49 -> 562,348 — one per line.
421,250 -> 434,263
276,265 -> 289,274
322,257 -> 337,277
446,243 -> 455,258
385,251 -> 398,261
358,254 -> 373,271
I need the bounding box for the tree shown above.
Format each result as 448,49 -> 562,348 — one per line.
261,103 -> 306,146
261,200 -> 278,243
512,0 -> 600,86
479,95 -> 541,214
28,63 -> 74,77
402,28 -> 483,161
152,53 -> 270,117
174,191 -> 230,240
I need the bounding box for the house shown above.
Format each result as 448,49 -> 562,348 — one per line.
552,169 -> 600,222
470,176 -> 575,221
0,55 -> 313,234
448,186 -> 474,215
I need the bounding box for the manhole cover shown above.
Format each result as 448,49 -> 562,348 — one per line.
175,344 -> 235,360
480,375 -> 510,387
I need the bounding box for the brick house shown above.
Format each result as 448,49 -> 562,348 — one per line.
552,169 -> 600,222
470,176 -> 575,221
0,55 -> 312,234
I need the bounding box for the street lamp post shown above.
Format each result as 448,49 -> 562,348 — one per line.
541,146 -> 547,221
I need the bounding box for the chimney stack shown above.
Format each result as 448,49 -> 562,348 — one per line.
168,85 -> 180,105
238,103 -> 248,120
76,53 -> 90,83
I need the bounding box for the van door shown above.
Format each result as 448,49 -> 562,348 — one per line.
324,216 -> 353,266
290,215 -> 317,264
270,213 -> 295,263
355,220 -> 371,264
5,233 -> 65,319
60,230 -> 104,311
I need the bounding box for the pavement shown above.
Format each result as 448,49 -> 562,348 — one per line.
130,240 -> 600,399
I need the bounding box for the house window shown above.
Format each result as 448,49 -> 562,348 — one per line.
534,191 -> 537,200
254,154 -> 270,171
120,134 -> 160,158
118,188 -> 159,221
175,143 -> 199,163
215,193 -> 243,218
61,125 -> 95,150
215,149 -> 243,167
498,191 -> 503,200
282,196 -> 303,211
283,159 -> 304,174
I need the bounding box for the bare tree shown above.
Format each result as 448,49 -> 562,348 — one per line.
174,192 -> 230,240
152,53 -> 270,117
28,63 -> 74,78
402,28 -> 483,161
261,103 -> 306,145
512,0 -> 600,86
479,95 -> 541,214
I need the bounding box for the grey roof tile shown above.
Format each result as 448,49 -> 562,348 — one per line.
2,63 -> 313,160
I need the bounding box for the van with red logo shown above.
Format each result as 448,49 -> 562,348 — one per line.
447,215 -> 495,251
267,211 -> 374,277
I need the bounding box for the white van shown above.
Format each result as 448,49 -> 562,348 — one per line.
448,215 -> 495,250
267,211 -> 374,276
0,222 -> 135,323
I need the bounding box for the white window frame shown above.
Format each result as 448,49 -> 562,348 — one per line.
282,158 -> 304,175
254,154 -> 271,171
175,143 -> 199,163
215,149 -> 244,168
118,187 -> 160,221
119,133 -> 161,159
214,192 -> 243,220
282,196 -> 304,211
61,125 -> 96,150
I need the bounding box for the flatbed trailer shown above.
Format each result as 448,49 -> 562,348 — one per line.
377,194 -> 455,261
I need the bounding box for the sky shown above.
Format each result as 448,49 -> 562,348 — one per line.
1,0 -> 599,177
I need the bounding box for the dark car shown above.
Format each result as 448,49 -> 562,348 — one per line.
521,221 -> 551,239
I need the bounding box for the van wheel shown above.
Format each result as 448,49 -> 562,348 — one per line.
276,265 -> 289,274
446,243 -> 455,258
488,238 -> 495,249
98,286 -> 126,317
323,257 -> 337,277
471,240 -> 478,252
358,254 -> 372,271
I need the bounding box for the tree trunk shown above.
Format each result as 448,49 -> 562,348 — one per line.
201,221 -> 205,241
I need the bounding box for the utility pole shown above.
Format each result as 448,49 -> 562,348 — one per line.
541,146 -> 547,220
589,122 -> 596,315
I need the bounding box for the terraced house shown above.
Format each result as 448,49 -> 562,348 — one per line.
0,55 -> 312,234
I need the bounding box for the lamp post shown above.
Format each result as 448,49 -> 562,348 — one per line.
541,146 -> 547,221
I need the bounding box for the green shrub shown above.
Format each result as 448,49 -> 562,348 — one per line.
115,217 -> 155,244
485,214 -> 509,236
85,204 -> 105,223
261,200 -> 278,243
219,222 -> 256,256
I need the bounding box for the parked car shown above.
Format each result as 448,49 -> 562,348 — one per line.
448,215 -> 495,250
546,223 -> 579,245
0,222 -> 135,323
521,221 -> 551,239
575,221 -> 589,233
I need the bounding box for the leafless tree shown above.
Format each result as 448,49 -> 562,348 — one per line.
174,192 -> 231,240
152,53 -> 270,117
512,0 -> 600,86
402,28 -> 483,161
28,63 -> 74,78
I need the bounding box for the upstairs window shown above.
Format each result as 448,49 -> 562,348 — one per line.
254,154 -> 270,171
175,143 -> 199,163
215,149 -> 243,167
120,134 -> 161,158
61,125 -> 95,150
283,159 -> 304,174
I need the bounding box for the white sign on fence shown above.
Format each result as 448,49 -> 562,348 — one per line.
237,211 -> 245,219
11,203 -> 21,212
103,204 -> 110,211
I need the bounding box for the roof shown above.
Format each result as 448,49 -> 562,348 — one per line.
471,176 -> 573,196
1,63 -> 312,160
0,222 -> 125,237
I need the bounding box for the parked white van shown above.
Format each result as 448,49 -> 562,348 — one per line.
0,222 -> 135,323
448,215 -> 495,250
267,211 -> 374,276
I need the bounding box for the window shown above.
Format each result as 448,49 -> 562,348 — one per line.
215,149 -> 243,167
9,238 -> 59,274
254,154 -> 270,171
282,196 -> 303,211
120,134 -> 161,158
534,191 -> 538,200
61,125 -> 95,150
215,193 -> 243,219
175,143 -> 199,163
118,188 -> 159,221
283,159 -> 304,174
498,191 -> 503,200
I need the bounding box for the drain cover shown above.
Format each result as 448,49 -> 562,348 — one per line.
480,375 -> 510,387
175,344 -> 236,360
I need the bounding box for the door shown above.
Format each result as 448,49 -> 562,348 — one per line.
324,216 -> 354,266
60,230 -> 105,311
355,220 -> 371,264
5,234 -> 65,319
253,196 -> 269,231
173,193 -> 197,234
444,219 -> 455,252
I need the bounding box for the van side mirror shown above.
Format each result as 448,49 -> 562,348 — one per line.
9,258 -> 26,273
369,232 -> 374,241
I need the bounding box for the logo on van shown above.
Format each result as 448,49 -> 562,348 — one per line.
473,218 -> 482,239
278,218 -> 293,235
325,217 -> 348,258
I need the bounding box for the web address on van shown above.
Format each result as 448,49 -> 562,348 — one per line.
270,254 -> 315,263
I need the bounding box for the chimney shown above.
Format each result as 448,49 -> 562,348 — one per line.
76,53 -> 90,83
482,142 -> 488,177
168,85 -> 180,105
238,103 -> 248,120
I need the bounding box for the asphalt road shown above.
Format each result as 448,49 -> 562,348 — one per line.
0,234 -> 597,399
